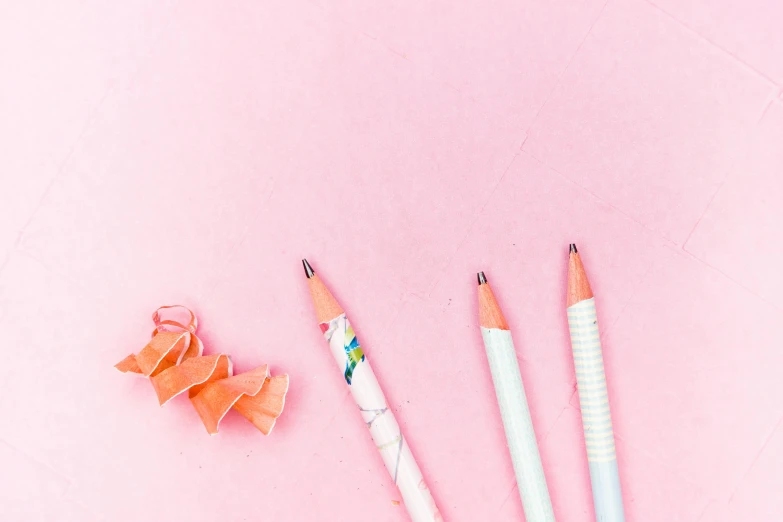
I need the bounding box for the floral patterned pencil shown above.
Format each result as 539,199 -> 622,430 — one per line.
303,259 -> 442,522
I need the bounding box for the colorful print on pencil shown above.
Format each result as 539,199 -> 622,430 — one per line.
306,262 -> 442,522
321,315 -> 365,384
342,323 -> 365,384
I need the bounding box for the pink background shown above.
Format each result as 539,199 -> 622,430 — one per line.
1,0 -> 782,520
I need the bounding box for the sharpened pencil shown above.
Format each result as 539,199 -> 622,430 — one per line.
478,272 -> 556,522
304,260 -> 443,522
567,245 -> 626,522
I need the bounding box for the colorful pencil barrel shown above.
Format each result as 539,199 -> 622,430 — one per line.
305,260 -> 442,522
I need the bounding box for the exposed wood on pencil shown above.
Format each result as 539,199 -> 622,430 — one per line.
567,244 -> 593,307
478,272 -> 510,330
305,265 -> 344,324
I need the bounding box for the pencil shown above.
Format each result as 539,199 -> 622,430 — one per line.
303,259 -> 443,522
478,272 -> 556,522
566,244 -> 626,522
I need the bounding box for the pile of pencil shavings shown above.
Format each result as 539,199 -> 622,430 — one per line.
115,305 -> 288,435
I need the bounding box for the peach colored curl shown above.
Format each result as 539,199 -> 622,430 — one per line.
115,305 -> 288,436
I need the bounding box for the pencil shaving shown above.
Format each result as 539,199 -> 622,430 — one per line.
116,305 -> 289,436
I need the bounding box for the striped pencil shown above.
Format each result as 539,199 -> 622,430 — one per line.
303,259 -> 443,522
477,272 -> 556,522
566,244 -> 626,522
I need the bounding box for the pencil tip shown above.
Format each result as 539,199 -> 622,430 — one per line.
569,243 -> 578,254
302,259 -> 315,278
477,271 -> 487,285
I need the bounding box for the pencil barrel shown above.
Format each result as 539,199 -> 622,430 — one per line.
481,327 -> 556,522
322,313 -> 442,522
567,297 -> 625,522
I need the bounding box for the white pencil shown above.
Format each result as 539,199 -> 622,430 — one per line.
478,271 -> 556,522
567,244 -> 625,522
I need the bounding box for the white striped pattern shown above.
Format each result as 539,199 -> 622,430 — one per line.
567,298 -> 617,463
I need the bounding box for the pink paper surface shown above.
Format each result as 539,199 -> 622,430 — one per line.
0,0 -> 781,520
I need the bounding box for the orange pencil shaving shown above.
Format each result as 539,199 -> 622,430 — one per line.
116,305 -> 288,436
